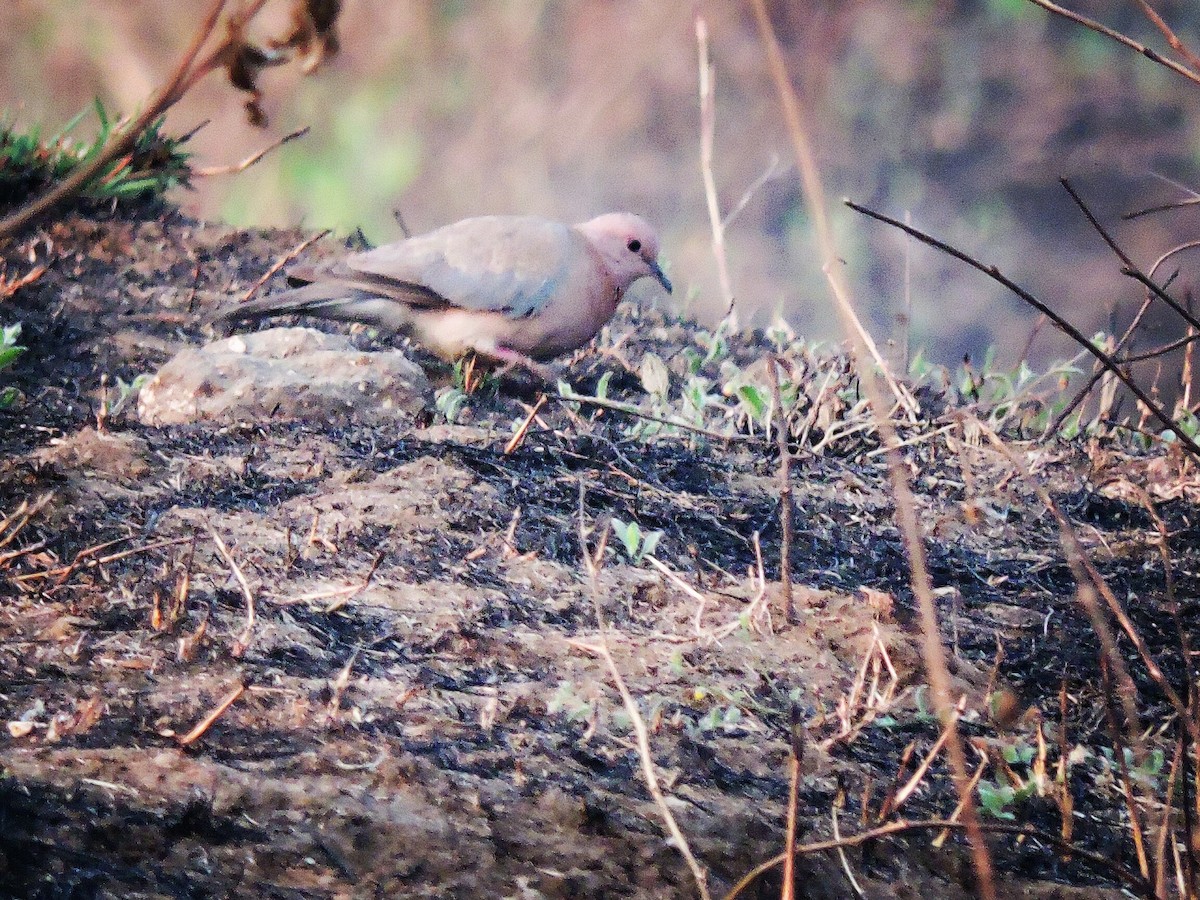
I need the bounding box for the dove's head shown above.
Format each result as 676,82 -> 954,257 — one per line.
578,213 -> 672,296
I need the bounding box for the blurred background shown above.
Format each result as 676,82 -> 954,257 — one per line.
5,0 -> 1200,373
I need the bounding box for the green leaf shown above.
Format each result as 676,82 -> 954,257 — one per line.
737,384 -> 768,422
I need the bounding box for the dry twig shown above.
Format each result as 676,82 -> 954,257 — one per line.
695,14 -> 737,326
178,681 -> 246,746
848,200 -> 1200,458
577,489 -> 711,900
206,522 -> 256,657
750,3 -> 995,893
725,816 -> 1154,900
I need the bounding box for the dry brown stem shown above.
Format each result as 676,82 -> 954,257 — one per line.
178,681 -> 246,746
849,201 -> 1200,458
768,355 -> 794,618
239,228 -> 330,303
748,2 -> 996,895
206,521 -> 256,657
724,817 -> 1154,900
781,707 -> 804,900
577,492 -> 711,900
695,14 -> 737,326
195,125 -> 311,177
0,0 -> 337,243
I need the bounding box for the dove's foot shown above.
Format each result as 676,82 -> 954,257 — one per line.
488,346 -> 555,384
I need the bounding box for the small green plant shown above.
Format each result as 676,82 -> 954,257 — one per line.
0,323 -> 24,408
687,703 -> 744,737
1100,746 -> 1165,789
102,373 -> 150,419
1001,741 -> 1036,767
435,386 -> 469,423
1,100 -> 192,207
610,518 -> 663,563
978,779 -> 1035,820
547,681 -> 593,723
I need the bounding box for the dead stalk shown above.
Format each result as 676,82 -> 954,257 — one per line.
768,355 -> 794,619
976,420 -> 1198,750
554,391 -> 751,443
504,394 -> 548,455
1101,658 -> 1151,881
847,201 -> 1200,458
0,0 -> 233,242
831,791 -> 865,897
206,521 -> 256,657
781,707 -> 804,900
695,14 -> 737,326
0,0 -> 334,242
1024,0 -> 1200,87
881,704 -> 960,818
725,816 -> 1154,900
178,681 -> 246,746
747,3 -> 993,890
194,125 -> 310,177
240,229 -> 331,303
577,489 -> 711,899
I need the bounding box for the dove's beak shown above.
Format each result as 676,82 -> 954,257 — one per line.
649,261 -> 672,294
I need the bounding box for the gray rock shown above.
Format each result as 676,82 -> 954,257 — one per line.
138,327 -> 431,426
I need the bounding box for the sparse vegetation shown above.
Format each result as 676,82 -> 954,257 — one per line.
0,102 -> 192,211
0,322 -> 23,408
6,1 -> 1200,899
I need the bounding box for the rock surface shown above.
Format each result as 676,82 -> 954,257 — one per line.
137,327 -> 431,426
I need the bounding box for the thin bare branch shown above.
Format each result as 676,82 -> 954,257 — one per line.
194,125 -> 311,176
847,200 -> 1200,458
1024,0 -> 1200,87
0,0 -> 231,242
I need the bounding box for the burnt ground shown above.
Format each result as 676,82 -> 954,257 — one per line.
0,209 -> 1197,899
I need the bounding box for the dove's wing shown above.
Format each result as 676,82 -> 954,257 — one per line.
344,216 -> 576,319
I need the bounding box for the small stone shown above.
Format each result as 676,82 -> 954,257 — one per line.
138,327 -> 432,426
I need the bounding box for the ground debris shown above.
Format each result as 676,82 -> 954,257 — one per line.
0,212 -> 1187,898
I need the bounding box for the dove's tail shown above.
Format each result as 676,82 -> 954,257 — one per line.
214,282 -> 415,333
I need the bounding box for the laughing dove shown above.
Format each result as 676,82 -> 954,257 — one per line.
216,213 -> 672,375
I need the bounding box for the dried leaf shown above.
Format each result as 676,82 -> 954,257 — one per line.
273,0 -> 343,72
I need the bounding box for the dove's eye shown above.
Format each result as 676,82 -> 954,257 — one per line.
627,238 -> 642,253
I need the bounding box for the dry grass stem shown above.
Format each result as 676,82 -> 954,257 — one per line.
695,14 -> 737,326
880,704 -> 960,818
1024,0 -> 1200,87
781,707 -> 804,900
194,125 -> 311,177
504,394 -> 548,455
206,521 -> 256,657
0,0 -> 231,242
239,229 -> 331,303
831,794 -> 866,897
821,627 -> 900,750
554,391 -> 751,443
578,494 -> 710,899
749,3 -> 994,889
724,815 -> 1153,900
0,0 -> 337,241
768,356 -> 794,618
848,201 -> 1200,458
1133,0 -> 1200,73
178,681 -> 246,746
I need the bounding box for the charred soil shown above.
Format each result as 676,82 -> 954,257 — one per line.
0,210 -> 1193,899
